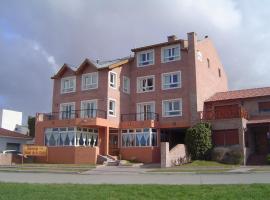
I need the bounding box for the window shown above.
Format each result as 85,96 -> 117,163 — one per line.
121,128 -> 157,147
81,100 -> 97,118
136,102 -> 155,121
162,45 -> 180,63
108,99 -> 116,116
59,102 -> 75,119
82,72 -> 98,90
45,127 -> 98,147
162,71 -> 181,90
137,50 -> 154,67
109,71 -> 117,89
61,76 -> 76,93
162,99 -> 182,117
259,102 -> 270,113
218,68 -> 221,77
123,76 -> 130,94
137,75 -> 155,93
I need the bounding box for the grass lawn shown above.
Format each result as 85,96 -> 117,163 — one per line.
0,164 -> 95,173
150,160 -> 238,173
0,183 -> 270,200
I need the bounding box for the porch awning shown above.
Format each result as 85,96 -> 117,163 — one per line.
247,118 -> 270,125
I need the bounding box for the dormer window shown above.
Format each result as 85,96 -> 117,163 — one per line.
61,76 -> 76,94
162,45 -> 181,63
137,50 -> 154,67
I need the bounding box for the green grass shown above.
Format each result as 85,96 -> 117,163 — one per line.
150,160 -> 238,173
185,160 -> 238,167
0,183 -> 270,200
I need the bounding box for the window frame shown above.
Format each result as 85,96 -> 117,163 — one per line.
161,44 -> 181,63
161,71 -> 181,90
80,99 -> 98,118
162,98 -> 182,117
108,98 -> 116,117
59,102 -> 76,119
137,49 -> 155,67
109,71 -> 117,89
137,75 -> 155,93
81,72 -> 98,91
61,76 -> 76,94
123,76 -> 130,94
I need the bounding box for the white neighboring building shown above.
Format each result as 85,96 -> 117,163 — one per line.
0,109 -> 22,131
15,125 -> 29,135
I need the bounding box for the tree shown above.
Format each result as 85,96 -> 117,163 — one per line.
27,116 -> 36,137
185,122 -> 212,160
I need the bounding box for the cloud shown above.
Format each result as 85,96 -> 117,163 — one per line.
0,0 -> 270,123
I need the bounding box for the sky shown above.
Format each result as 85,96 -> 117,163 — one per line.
0,0 -> 270,124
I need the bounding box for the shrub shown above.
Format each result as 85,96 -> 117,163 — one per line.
211,145 -> 243,165
266,154 -> 270,165
185,122 -> 212,160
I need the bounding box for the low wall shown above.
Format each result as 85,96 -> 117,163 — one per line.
37,146 -> 99,164
120,147 -> 160,163
0,154 -> 12,165
161,142 -> 189,168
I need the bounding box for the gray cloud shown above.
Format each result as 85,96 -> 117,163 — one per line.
0,0 -> 270,123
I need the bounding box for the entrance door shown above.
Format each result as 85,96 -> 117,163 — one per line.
137,102 -> 155,121
109,130 -> 119,156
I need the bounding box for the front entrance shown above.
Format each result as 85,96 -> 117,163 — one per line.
109,129 -> 119,156
160,128 -> 186,149
248,125 -> 270,155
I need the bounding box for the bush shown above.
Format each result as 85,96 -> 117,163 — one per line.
185,122 -> 212,160
266,154 -> 270,165
211,145 -> 243,165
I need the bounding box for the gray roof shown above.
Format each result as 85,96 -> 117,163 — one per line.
89,56 -> 131,69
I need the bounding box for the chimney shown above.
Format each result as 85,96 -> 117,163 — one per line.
187,32 -> 197,52
167,35 -> 177,42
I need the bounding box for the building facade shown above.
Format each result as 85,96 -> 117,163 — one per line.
35,32 -> 230,164
0,109 -> 22,131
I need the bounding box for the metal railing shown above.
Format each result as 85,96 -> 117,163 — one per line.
39,109 -> 107,121
121,112 -> 159,121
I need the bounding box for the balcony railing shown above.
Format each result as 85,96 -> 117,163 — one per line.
200,107 -> 249,120
121,112 -> 159,122
37,109 -> 107,121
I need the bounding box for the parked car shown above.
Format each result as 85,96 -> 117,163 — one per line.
2,150 -> 21,155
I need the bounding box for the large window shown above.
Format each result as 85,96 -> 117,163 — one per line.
162,99 -> 182,117
162,71 -> 181,90
81,100 -> 97,118
108,99 -> 116,116
44,127 -> 98,147
121,128 -> 157,147
109,71 -> 117,89
137,75 -> 155,93
123,76 -> 130,94
61,76 -> 76,93
259,101 -> 270,113
82,72 -> 98,90
162,45 -> 180,63
136,102 -> 155,121
59,102 -> 75,119
137,50 -> 154,67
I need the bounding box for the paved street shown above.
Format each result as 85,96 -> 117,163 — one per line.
0,166 -> 270,185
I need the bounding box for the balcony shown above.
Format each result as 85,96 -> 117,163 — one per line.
120,112 -> 159,129
121,112 -> 159,122
200,107 -> 249,120
37,109 -> 107,122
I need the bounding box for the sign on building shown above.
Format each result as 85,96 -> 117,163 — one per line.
23,145 -> 47,157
